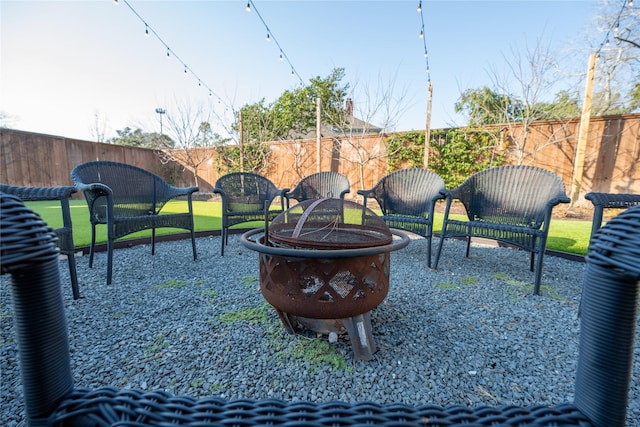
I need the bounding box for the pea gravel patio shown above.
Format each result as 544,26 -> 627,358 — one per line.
1,234 -> 639,426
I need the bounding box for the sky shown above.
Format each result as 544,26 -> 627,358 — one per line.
1,0 -> 604,142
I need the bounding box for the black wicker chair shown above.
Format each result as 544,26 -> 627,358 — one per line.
0,184 -> 80,299
433,165 -> 570,295
214,172 -> 288,256
71,161 -> 198,285
358,168 -> 445,267
585,192 -> 640,240
285,171 -> 350,208
2,192 -> 639,427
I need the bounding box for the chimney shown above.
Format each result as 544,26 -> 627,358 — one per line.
345,98 -> 353,117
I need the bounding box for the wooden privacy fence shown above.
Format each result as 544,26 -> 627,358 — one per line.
1,114 -> 639,204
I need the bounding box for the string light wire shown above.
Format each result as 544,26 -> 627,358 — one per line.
596,0 -> 633,55
117,0 -> 228,109
246,0 -> 305,86
417,1 -> 431,82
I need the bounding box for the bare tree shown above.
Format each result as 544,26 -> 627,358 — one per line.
0,111 -> 18,129
457,37 -> 578,165
155,100 -> 230,187
89,111 -> 108,143
322,72 -> 412,190
588,0 -> 640,114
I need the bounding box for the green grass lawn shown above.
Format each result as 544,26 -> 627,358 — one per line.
24,200 -> 593,256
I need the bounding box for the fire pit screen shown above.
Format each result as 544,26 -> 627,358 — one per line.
241,198 -> 409,360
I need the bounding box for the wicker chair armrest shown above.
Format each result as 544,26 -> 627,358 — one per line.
163,185 -> 199,202
0,184 -> 77,202
272,188 -> 289,210
585,192 -> 640,208
548,195 -> 571,206
74,182 -> 113,198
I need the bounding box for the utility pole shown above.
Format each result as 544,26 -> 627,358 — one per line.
155,108 -> 166,135
238,111 -> 244,172
570,53 -> 597,206
316,97 -> 322,172
424,81 -> 433,169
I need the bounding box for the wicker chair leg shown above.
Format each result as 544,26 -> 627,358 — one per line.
465,236 -> 472,258
68,253 -> 80,300
533,251 -> 545,295
106,237 -> 114,286
89,224 -> 97,268
190,229 -> 197,260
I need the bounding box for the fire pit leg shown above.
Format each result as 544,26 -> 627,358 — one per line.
341,312 -> 376,361
274,308 -> 297,334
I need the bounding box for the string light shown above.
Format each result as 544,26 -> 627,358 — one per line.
115,0 -> 229,111
417,1 -> 431,82
596,0 -> 632,54
245,0 -> 305,85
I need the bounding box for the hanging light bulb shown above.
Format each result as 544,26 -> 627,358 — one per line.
113,0 -> 119,4
145,24 -> 149,36
424,50 -> 428,57
166,48 -> 170,57
291,69 -> 295,76
417,1 -> 421,12
266,33 -> 271,42
614,20 -> 619,32
419,30 -> 423,38
628,0 -> 633,6
184,66 -> 187,74
279,53 -> 283,61
605,38 -> 610,47
246,2 -> 251,11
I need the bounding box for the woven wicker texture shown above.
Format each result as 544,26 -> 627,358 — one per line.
285,172 -> 350,208
575,205 -> 640,427
48,387 -> 593,426
214,172 -> 288,256
433,165 -> 570,295
71,161 -> 198,285
585,192 -> 640,239
0,184 -> 80,298
0,193 -> 74,421
358,168 -> 445,267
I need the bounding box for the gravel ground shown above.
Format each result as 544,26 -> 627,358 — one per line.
1,233 -> 639,426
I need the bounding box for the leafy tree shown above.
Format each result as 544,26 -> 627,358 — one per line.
455,87 -> 523,126
429,128 -> 504,188
109,127 -> 174,149
237,67 -> 349,142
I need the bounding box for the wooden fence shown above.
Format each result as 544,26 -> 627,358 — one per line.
1,113 -> 638,205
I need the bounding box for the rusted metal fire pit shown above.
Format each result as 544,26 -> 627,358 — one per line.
240,198 -> 409,361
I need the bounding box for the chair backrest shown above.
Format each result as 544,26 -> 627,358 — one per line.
287,172 -> 350,202
215,172 -> 281,212
455,165 -> 568,227
71,161 -> 173,218
369,168 -> 445,217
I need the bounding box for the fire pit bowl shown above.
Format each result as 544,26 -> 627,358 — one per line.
240,198 -> 409,360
